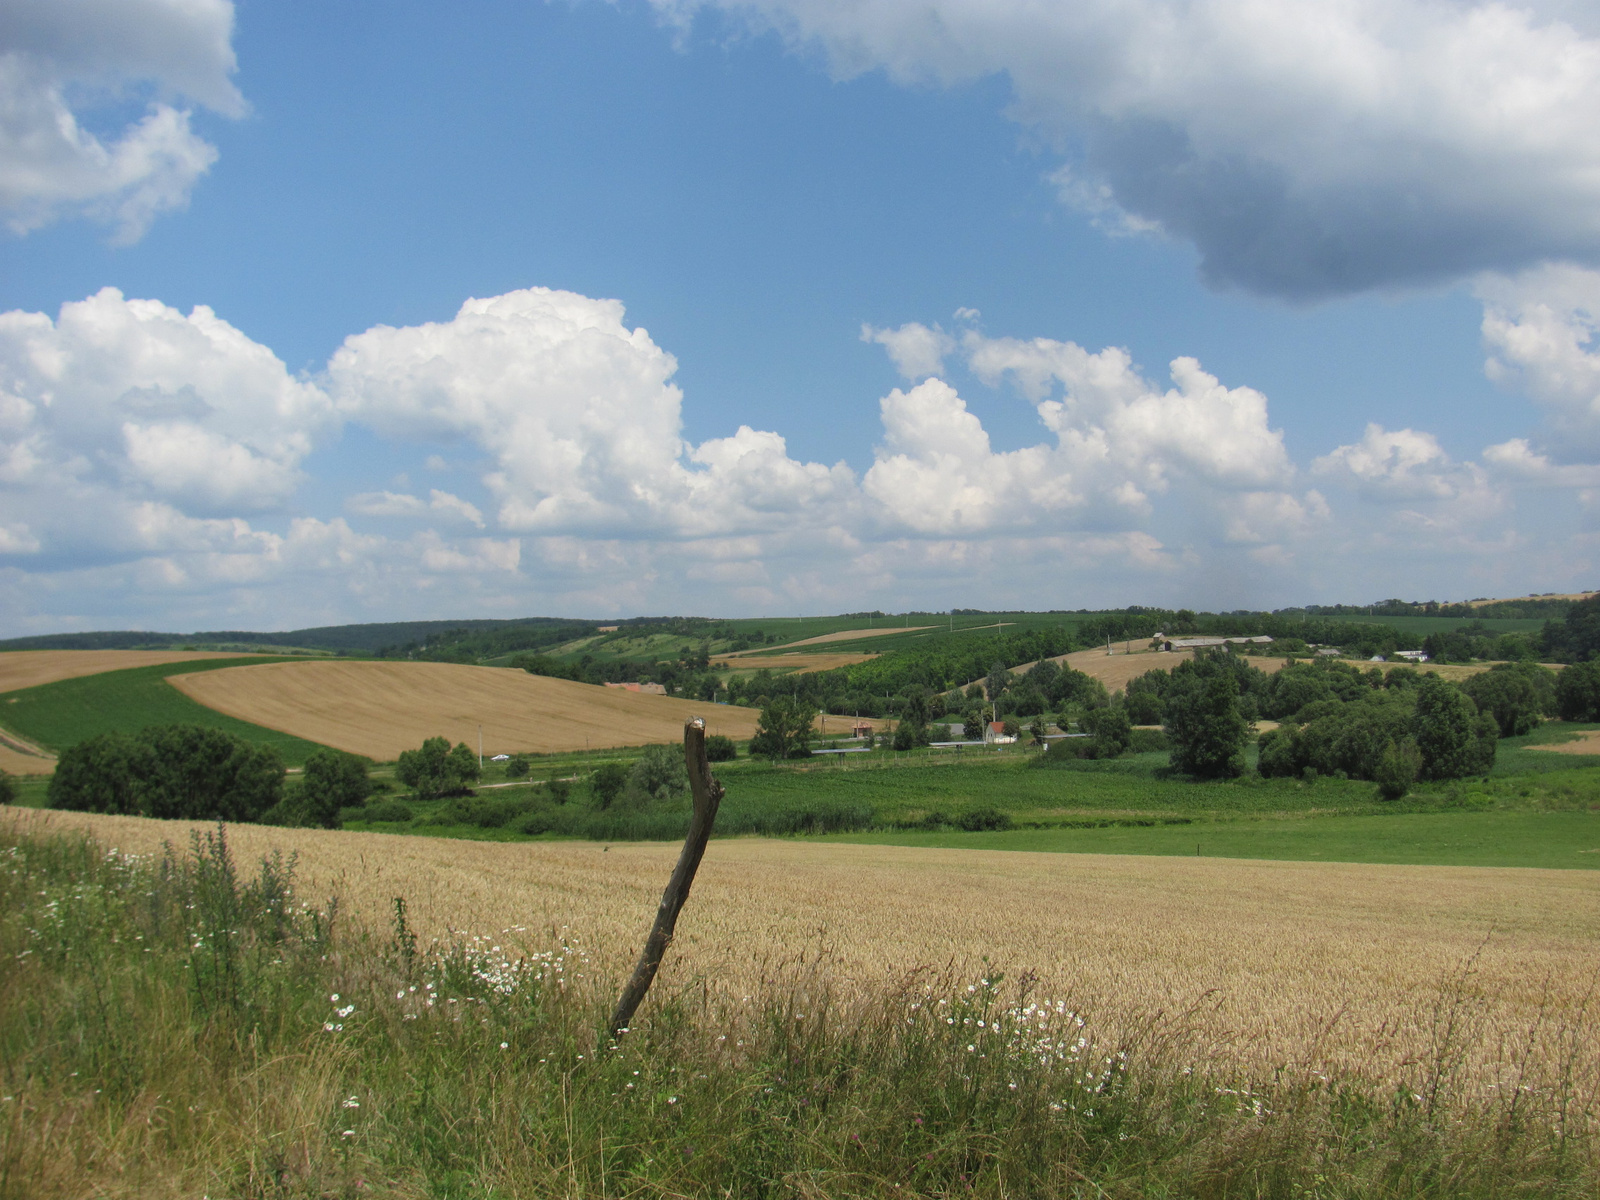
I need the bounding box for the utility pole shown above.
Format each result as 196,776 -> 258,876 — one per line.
478,724 -> 483,771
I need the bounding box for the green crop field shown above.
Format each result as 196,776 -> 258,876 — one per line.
0,658 -> 332,765
1341,614 -> 1549,635
822,810 -> 1600,869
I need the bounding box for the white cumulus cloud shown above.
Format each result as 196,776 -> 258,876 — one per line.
326,286 -> 855,539
0,0 -> 242,242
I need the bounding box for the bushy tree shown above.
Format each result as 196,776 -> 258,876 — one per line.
984,662 -> 1009,702
1556,659 -> 1600,721
48,732 -> 152,815
1164,671 -> 1248,779
1461,662 -> 1556,737
962,707 -> 986,740
1374,739 -> 1422,800
704,734 -> 736,762
590,762 -> 629,809
0,770 -> 14,806
629,743 -> 689,801
301,749 -> 372,828
1263,662 -> 1335,719
504,754 -> 531,778
396,736 -> 480,799
1412,676 -> 1496,780
750,698 -> 818,761
1080,705 -> 1132,758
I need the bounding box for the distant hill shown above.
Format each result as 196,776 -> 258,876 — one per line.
0,618 -> 594,656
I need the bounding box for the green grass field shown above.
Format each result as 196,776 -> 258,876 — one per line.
821,810 -> 1600,869
333,725 -> 1600,870
0,657 -> 332,765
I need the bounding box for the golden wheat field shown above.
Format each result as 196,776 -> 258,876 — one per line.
16,807 -> 1599,1088
0,744 -> 52,776
1047,648 -> 1502,692
1536,730 -> 1600,755
0,648 -> 255,693
169,659 -> 763,760
710,651 -> 878,674
727,625 -> 936,653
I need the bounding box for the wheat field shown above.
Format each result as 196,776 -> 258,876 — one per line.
170,659 -> 764,759
0,649 -> 253,693
726,625 -> 935,652
710,651 -> 878,673
16,807 -> 1598,1088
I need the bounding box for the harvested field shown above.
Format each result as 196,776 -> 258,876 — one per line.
170,660 -> 762,760
0,746 -> 52,775
16,807 -> 1599,1087
0,649 -> 252,693
1470,591 -> 1597,606
0,727 -> 54,774
711,651 -> 877,673
722,625 -> 934,654
1040,648 -> 1498,692
1533,729 -> 1600,755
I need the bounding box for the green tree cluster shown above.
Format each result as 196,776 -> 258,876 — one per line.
1460,662 -> 1557,736
395,737 -> 480,799
1556,659 -> 1600,721
1257,674 -> 1496,794
49,725 -> 284,821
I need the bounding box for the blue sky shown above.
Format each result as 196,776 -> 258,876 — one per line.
2,0 -> 1599,631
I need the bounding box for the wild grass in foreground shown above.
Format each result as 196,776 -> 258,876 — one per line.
2,822 -> 1595,1199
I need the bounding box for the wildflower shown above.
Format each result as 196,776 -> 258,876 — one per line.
341,1130 -> 355,1138
500,1042 -> 509,1050
342,1097 -> 360,1109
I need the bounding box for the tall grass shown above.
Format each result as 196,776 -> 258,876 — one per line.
1,819 -> 1594,1198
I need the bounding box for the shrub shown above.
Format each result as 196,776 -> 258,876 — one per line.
704,734 -> 736,762
362,800 -> 414,823
504,754 -> 531,778
1127,727 -> 1168,753
956,807 -> 1013,831
431,794 -> 538,829
629,744 -> 688,801
0,771 -> 14,805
